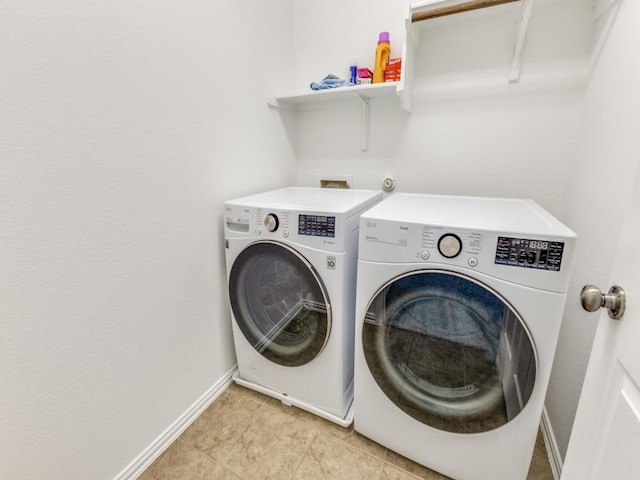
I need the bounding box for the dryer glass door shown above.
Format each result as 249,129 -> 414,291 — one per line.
229,241 -> 331,367
362,270 -> 536,434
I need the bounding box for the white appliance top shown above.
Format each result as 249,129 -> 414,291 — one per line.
359,193 -> 576,291
225,187 -> 382,215
362,193 -> 576,238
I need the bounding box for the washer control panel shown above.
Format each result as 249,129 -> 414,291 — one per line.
225,204 -> 342,249
298,214 -> 336,237
495,237 -> 565,271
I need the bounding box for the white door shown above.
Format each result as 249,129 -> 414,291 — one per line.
561,167 -> 640,479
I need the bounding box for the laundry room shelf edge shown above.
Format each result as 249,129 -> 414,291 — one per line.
267,81 -> 411,112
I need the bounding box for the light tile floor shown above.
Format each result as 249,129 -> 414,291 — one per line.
139,383 -> 554,480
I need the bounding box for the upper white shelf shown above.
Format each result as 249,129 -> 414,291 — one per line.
406,0 -> 531,83
268,81 -> 409,112
410,0 -> 520,23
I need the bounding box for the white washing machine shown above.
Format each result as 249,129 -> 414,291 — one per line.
354,193 -> 576,479
224,187 -> 382,425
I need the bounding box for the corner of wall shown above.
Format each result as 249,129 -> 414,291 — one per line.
114,366 -> 237,480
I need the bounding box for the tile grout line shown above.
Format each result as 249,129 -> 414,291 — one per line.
219,392 -> 323,480
287,428 -> 320,480
230,386 -> 445,479
235,386 -> 427,479
172,438 -> 242,480
325,430 -> 425,480
198,391 -> 266,479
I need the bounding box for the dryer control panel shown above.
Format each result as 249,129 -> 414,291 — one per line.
495,236 -> 565,271
359,216 -> 575,291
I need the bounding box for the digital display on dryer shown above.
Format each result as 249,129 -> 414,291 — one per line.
495,236 -> 564,271
298,214 -> 336,237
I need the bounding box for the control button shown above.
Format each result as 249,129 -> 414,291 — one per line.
438,234 -> 462,259
518,250 -> 527,263
255,227 -> 262,234
420,250 -> 430,260
264,213 -> 279,232
283,230 -> 289,238
468,257 -> 478,267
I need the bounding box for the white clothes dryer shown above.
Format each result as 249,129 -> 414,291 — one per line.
224,187 -> 382,425
354,193 -> 576,479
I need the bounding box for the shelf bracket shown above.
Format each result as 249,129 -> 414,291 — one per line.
509,0 -> 534,83
357,94 -> 370,152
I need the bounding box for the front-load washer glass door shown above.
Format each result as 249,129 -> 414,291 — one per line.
362,270 -> 536,434
229,241 -> 331,367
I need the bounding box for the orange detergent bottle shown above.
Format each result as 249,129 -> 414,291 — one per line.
372,32 -> 390,84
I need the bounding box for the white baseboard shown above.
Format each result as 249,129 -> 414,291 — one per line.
540,405 -> 564,480
113,365 -> 237,480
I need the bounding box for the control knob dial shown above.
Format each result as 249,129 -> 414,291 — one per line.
438,233 -> 462,259
264,213 -> 279,232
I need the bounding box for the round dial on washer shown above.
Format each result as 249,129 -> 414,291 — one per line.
438,233 -> 463,258
264,213 -> 279,232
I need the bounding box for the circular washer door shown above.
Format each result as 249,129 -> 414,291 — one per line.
229,241 -> 331,367
362,270 -> 537,434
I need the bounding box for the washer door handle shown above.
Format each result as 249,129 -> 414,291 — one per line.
580,285 -> 626,320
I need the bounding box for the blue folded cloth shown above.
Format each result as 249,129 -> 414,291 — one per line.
310,74 -> 355,90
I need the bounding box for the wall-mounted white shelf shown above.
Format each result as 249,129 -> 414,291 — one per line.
268,82 -> 407,110
268,79 -> 411,152
410,0 -> 520,22
268,31 -> 414,152
406,0 -> 533,83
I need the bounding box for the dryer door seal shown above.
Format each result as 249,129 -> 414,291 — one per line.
362,270 -> 537,434
229,241 -> 332,367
